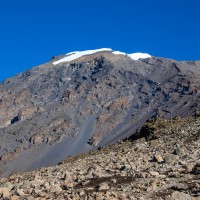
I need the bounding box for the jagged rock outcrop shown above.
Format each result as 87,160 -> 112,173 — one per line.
0,49 -> 200,176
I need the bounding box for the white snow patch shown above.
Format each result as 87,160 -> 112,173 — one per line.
112,51 -> 126,55
128,53 -> 151,60
53,48 -> 151,65
53,48 -> 112,65
113,51 -> 151,60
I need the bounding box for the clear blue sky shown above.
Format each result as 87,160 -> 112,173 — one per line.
0,0 -> 200,82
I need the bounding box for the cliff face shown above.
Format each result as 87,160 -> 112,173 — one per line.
0,49 -> 200,176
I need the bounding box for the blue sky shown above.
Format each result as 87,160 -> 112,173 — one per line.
0,0 -> 200,82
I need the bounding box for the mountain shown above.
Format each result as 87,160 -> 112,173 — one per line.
0,48 -> 200,177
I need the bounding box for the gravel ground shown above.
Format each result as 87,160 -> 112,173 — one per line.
0,116 -> 200,199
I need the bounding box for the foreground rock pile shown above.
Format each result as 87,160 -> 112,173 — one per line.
0,116 -> 200,199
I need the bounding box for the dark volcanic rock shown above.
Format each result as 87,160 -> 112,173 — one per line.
0,50 -> 200,176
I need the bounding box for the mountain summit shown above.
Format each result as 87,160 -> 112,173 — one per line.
0,48 -> 200,177
52,48 -> 151,65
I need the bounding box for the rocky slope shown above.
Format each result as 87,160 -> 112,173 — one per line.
0,48 -> 200,176
0,116 -> 200,199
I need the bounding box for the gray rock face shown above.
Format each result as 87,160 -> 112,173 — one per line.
0,51 -> 200,176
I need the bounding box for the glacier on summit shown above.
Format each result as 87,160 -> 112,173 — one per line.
53,48 -> 151,65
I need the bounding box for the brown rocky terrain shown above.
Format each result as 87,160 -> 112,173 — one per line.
0,48 -> 200,177
0,116 -> 200,199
